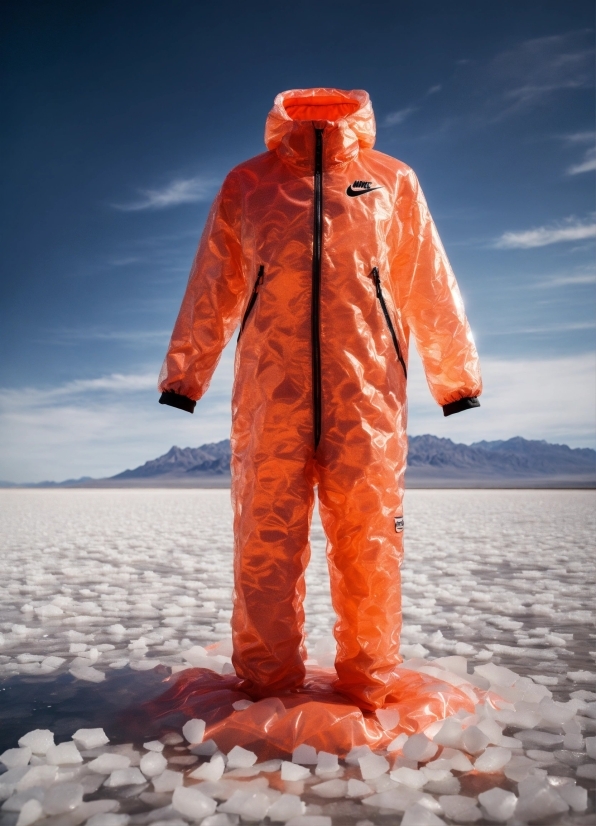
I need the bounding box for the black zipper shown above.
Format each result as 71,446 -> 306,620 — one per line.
370,267 -> 408,379
312,128 -> 323,450
238,265 -> 264,340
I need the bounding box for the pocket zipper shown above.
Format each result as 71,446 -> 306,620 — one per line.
370,267 -> 407,379
238,265 -> 264,339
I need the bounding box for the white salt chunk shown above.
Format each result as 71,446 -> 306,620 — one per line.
87,753 -> 130,773
267,792 -> 305,821
474,663 -> 517,688
292,744 -> 318,765
72,728 -> 109,750
232,700 -> 254,711
140,752 -> 167,777
421,767 -> 452,783
152,770 -> 183,792
239,791 -> 273,820
143,741 -> 164,753
15,799 -> 43,826
285,817 -> 331,826
226,745 -> 257,768
539,698 -> 578,725
515,783 -> 568,821
281,761 -> 310,781
438,794 -> 481,822
558,783 -> 588,811
69,665 -> 105,683
104,767 -> 146,787
2,788 -> 45,813
359,753 -> 390,780
182,718 -> 206,745
478,787 -> 517,821
312,779 -> 347,797
172,785 -> 217,820
474,747 -> 511,773
42,782 -> 84,815
403,733 -> 438,762
513,730 -> 563,747
376,709 -> 400,730
387,733 -> 409,752
87,815 -> 130,826
347,778 -> 373,797
401,804 -> 446,826
46,742 -> 82,766
201,816 -> 237,826
0,748 -> 31,769
568,670 -> 596,682
191,739 -> 218,757
17,766 -> 58,791
476,718 -> 503,745
255,759 -> 281,772
526,749 -> 556,765
433,719 -> 463,749
41,657 -> 65,671
390,767 -> 426,788
189,754 -> 225,782
439,749 -> 474,772
576,763 -> 596,779
461,726 -> 490,755
315,752 -> 338,775
18,731 -> 54,755
585,736 -> 596,758
563,720 -> 583,750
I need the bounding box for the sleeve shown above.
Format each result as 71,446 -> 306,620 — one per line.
157,173 -> 246,413
392,168 -> 482,416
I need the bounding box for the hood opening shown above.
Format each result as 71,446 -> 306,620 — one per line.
283,93 -> 361,122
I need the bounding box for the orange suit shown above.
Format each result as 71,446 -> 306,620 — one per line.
158,88 -> 482,709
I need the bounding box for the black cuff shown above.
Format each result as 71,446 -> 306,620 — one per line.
443,396 -> 480,417
159,391 -> 196,414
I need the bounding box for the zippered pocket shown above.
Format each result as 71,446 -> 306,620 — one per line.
238,265 -> 264,340
370,267 -> 407,379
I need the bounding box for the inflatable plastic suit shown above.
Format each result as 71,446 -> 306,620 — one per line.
159,88 -> 482,710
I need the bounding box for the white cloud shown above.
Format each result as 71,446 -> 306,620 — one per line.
494,217 -> 596,249
113,175 -> 218,211
562,131 -> 595,144
485,321 -> 595,335
533,271 -> 596,288
567,146 -> 596,175
382,107 -> 416,126
426,85 -> 442,95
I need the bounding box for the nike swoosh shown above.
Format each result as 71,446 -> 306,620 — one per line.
346,185 -> 383,197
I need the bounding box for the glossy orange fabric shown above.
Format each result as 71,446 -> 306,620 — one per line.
159,88 -> 482,710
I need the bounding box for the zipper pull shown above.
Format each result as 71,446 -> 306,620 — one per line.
369,267 -> 382,297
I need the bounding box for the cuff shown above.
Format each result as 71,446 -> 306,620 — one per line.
159,391 -> 196,414
443,396 -> 480,417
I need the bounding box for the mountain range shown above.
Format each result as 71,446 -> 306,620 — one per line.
4,436 -> 595,488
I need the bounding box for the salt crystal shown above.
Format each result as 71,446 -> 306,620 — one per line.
152,770 -> 183,792
438,748 -> 473,772
17,731 -> 54,755
568,670 -> 596,682
161,733 -> 184,745
140,752 -> 167,777
143,741 -> 164,752
585,735 -> 596,758
576,763 -> 596,779
424,776 -> 461,795
201,816 -> 237,826
0,748 -> 31,769
42,782 -> 84,815
17,765 -> 58,791
41,657 -> 65,671
421,767 -> 452,783
191,740 -> 218,757
474,663 -> 517,687
513,730 -> 563,747
281,761 -> 310,781
401,804 -> 446,826
473,747 -> 511,773
72,728 -> 109,750
87,753 -> 131,773
69,665 -> 105,683
182,718 -> 206,745
461,726 -> 490,755
315,752 -> 338,775
387,733 -> 408,752
189,755 -> 225,782
226,745 -> 257,768
538,698 -> 578,725
285,818 -> 331,826
403,733 -> 438,762
438,794 -> 481,822
358,753 -> 390,780
525,749 -> 556,765
104,767 -> 146,787
255,759 -> 281,772
376,709 -> 400,730
86,816 -> 129,826
239,791 -> 274,820
476,718 -> 503,745
433,719 -> 463,749
268,792 -> 305,821
172,785 -> 217,820
312,779 -> 347,797
2,788 -> 45,813
347,778 -> 373,797
515,783 -> 568,821
563,719 -> 583,750
558,783 -> 588,811
292,744 -> 318,765
15,799 -> 43,826
232,699 -> 254,711
390,767 -> 426,788
478,787 -> 517,821
107,624 -> 126,635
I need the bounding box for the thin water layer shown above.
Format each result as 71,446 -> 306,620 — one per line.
0,489 -> 594,825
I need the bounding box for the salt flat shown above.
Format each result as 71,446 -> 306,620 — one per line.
0,489 -> 594,825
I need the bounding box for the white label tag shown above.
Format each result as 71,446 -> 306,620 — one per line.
394,516 -> 404,532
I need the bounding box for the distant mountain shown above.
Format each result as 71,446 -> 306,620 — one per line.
3,436 -> 594,489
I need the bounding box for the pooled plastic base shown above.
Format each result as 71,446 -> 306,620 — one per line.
139,664 -> 478,758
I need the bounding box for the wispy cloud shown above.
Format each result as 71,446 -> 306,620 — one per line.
567,146 -> 596,175
494,216 -> 596,249
382,106 -> 416,127
562,131 -> 595,144
486,321 -> 595,335
426,85 -> 442,95
113,175 -> 219,211
48,328 -> 171,345
533,271 -> 596,288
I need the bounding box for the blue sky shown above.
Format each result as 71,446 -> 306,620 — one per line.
1,0 -> 594,482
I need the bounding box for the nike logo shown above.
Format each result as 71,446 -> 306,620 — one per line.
346,180 -> 383,197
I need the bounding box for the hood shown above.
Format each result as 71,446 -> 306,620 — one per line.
265,88 -> 376,171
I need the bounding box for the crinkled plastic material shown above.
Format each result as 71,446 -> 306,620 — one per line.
138,665 -> 477,759
159,88 -> 482,709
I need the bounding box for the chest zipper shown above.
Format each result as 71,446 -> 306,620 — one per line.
370,267 -> 408,379
312,127 -> 324,450
238,265 -> 264,340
